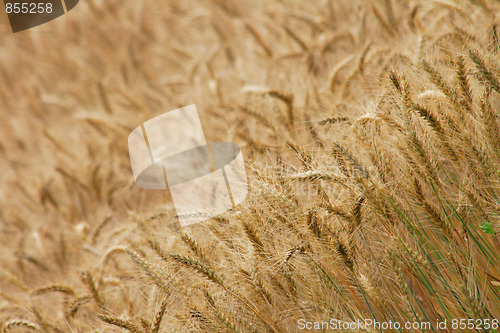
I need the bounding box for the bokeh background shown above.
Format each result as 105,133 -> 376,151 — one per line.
0,0 -> 499,332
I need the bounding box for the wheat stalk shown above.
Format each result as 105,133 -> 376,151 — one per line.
98,314 -> 143,333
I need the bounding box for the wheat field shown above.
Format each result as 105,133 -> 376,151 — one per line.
0,0 -> 499,332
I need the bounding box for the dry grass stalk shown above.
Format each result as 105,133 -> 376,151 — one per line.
151,297 -> 168,333
98,314 -> 143,333
469,50 -> 500,93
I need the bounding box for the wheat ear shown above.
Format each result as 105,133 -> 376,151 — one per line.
98,314 -> 143,333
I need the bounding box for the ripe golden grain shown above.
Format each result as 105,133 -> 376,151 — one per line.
0,0 -> 499,332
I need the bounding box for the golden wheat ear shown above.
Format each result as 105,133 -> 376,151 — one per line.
2,320 -> 39,332
98,314 -> 143,333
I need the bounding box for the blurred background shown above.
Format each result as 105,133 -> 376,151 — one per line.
0,0 -> 499,332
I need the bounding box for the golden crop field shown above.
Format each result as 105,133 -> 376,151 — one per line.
0,0 -> 499,332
